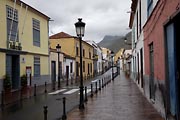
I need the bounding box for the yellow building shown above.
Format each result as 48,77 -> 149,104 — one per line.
114,48 -> 124,62
50,32 -> 94,78
101,47 -> 111,70
0,0 -> 50,91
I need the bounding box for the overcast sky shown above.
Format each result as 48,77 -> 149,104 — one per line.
22,0 -> 131,43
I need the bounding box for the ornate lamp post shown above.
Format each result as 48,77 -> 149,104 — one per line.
75,18 -> 86,109
117,57 -> 120,75
56,44 -> 61,88
110,51 -> 114,81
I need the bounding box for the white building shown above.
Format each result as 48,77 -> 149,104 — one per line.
86,41 -> 103,75
63,54 -> 76,83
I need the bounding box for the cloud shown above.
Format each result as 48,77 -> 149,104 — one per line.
22,0 -> 131,43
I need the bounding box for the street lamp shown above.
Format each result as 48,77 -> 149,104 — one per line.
56,44 -> 61,88
124,37 -> 132,45
75,18 -> 86,109
117,57 -> 120,75
110,51 -> 114,81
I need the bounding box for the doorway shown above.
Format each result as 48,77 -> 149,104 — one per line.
51,61 -> 56,89
140,48 -> 144,88
165,12 -> 180,118
6,55 -> 20,89
137,53 -> 140,84
76,62 -> 79,77
66,66 -> 69,85
149,43 -> 155,100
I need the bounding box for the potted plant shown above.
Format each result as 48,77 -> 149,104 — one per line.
21,74 -> 27,88
3,74 -> 11,92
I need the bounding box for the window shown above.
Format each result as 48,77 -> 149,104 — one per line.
6,5 -> 18,41
139,0 -> 142,32
88,63 -> 90,74
147,0 -> 153,17
76,46 -> 79,56
89,52 -> 91,59
34,56 -> 40,77
90,63 -> 92,73
70,62 -> 73,73
33,19 -> 40,47
83,49 -> 85,57
83,61 -> 85,72
136,11 -> 139,39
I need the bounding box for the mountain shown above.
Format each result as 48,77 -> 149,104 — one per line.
98,35 -> 123,49
98,32 -> 132,53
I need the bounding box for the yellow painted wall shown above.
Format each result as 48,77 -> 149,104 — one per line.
49,51 -> 64,77
0,0 -> 49,79
50,38 -> 76,57
0,0 -> 7,49
76,40 -> 94,76
40,56 -> 49,75
101,47 -> 110,55
20,55 -> 32,76
50,36 -> 94,77
0,0 -> 49,55
114,49 -> 124,62
20,55 -> 49,76
0,53 -> 6,79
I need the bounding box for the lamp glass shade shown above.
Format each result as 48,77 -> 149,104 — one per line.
75,18 -> 85,37
110,51 -> 114,57
56,44 -> 61,53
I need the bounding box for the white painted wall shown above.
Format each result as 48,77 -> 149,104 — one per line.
86,41 -> 103,73
63,58 -> 75,79
50,51 -> 64,81
97,47 -> 103,73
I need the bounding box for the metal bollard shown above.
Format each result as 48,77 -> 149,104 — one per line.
34,84 -> 36,96
99,80 -> 101,90
44,105 -> 48,120
95,81 -> 98,93
66,78 -> 69,86
104,78 -> 106,87
62,97 -> 67,120
1,91 -> 4,108
90,83 -> 93,97
45,82 -> 47,93
71,77 -> 73,85
85,86 -> 88,102
102,79 -> 104,88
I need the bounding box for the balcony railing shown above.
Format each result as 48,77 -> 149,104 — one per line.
8,41 -> 22,50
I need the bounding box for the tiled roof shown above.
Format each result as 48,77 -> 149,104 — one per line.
49,32 -> 74,39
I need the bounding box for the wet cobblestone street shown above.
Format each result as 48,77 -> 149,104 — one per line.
67,72 -> 164,120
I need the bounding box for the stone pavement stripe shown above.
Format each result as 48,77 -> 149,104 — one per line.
63,89 -> 79,94
48,89 -> 66,95
78,89 -> 91,95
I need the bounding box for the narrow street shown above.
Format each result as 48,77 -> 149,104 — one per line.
67,71 -> 164,120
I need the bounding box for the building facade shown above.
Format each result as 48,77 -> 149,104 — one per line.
49,32 -> 94,79
143,0 -> 180,119
129,0 -> 147,92
0,0 -> 50,92
86,41 -> 103,76
130,0 -> 180,119
101,47 -> 111,72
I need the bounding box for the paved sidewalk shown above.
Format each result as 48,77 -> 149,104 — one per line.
67,72 -> 164,120
0,73 -> 103,108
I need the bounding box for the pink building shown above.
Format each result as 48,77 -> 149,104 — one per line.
143,0 -> 180,119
